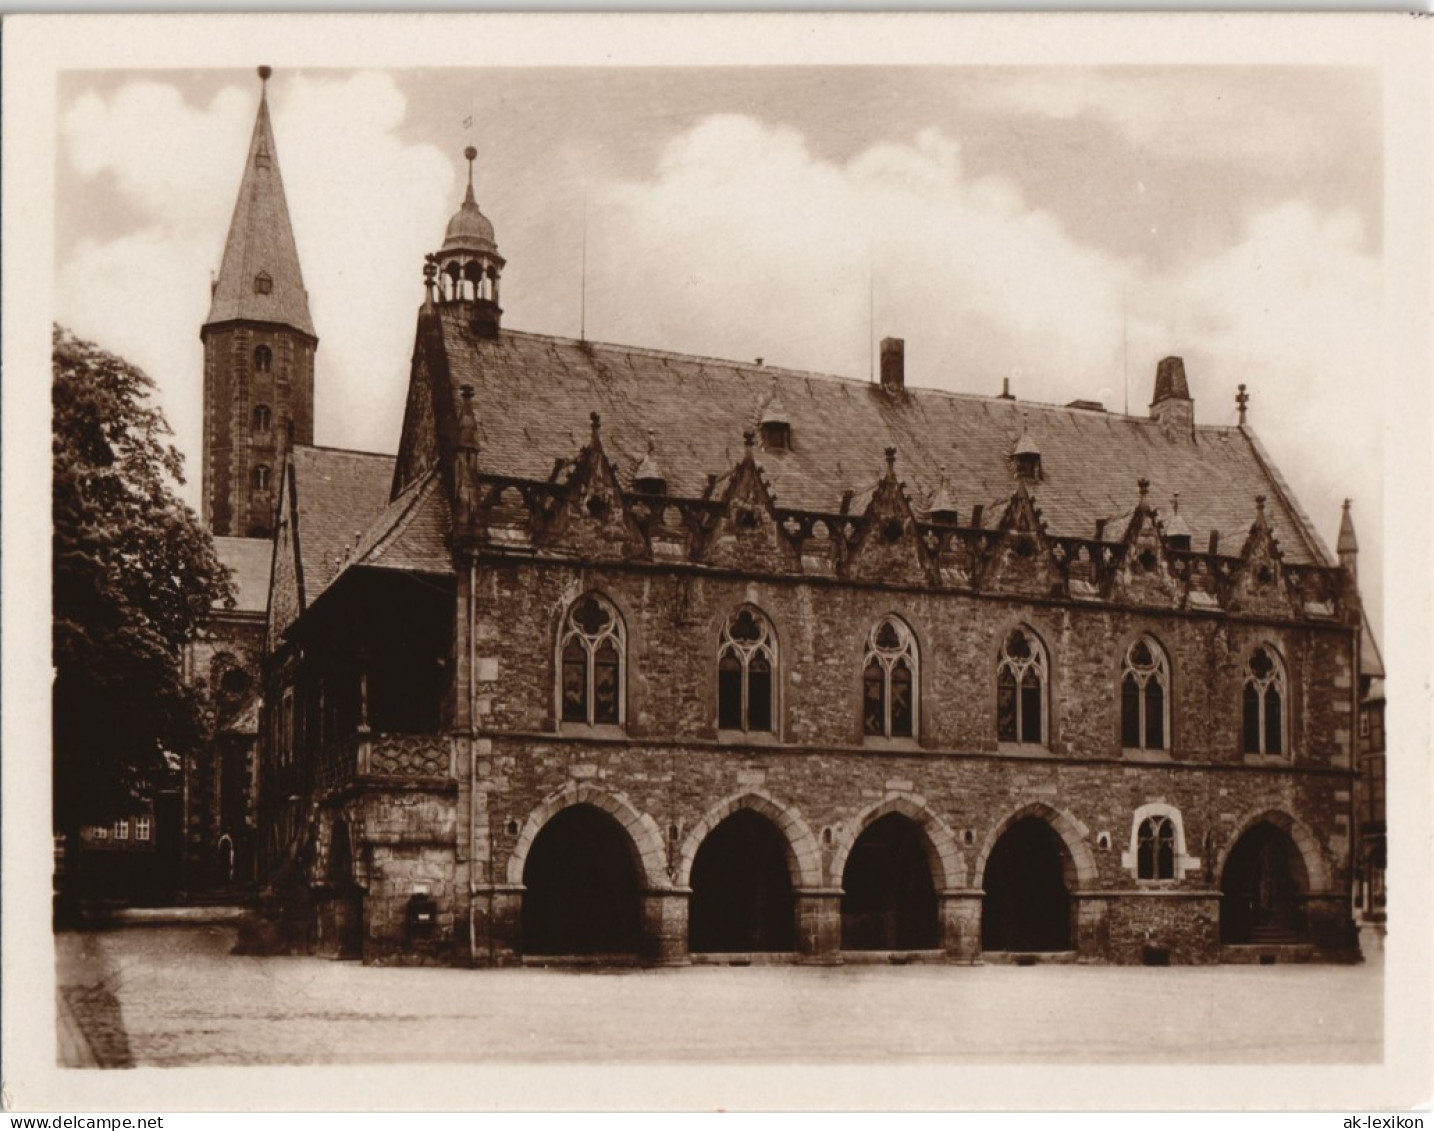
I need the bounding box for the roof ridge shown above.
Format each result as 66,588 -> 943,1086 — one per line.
493,323 -> 1193,421
293,442 -> 397,460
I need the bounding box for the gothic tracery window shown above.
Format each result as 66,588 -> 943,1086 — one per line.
1137,815 -> 1177,880
560,594 -> 625,726
254,345 -> 273,373
252,404 -> 272,433
1121,636 -> 1169,751
1243,645 -> 1287,756
997,626 -> 1048,745
251,464 -> 271,491
862,617 -> 917,739
717,607 -> 776,734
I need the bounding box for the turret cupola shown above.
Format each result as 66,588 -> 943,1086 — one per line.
428,145 -> 505,337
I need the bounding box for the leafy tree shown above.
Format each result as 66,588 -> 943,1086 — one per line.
52,326 -> 232,869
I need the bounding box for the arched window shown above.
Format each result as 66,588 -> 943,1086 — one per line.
717,607 -> 776,733
1121,636 -> 1169,751
252,404 -> 272,433
1137,815 -> 1177,879
997,626 -> 1048,744
1243,645 -> 1287,756
1123,804 -> 1199,881
254,345 -> 273,373
862,617 -> 917,739
559,594 -> 625,726
251,464 -> 271,491
253,271 -> 273,295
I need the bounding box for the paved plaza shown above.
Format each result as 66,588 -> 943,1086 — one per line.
56,925 -> 1383,1068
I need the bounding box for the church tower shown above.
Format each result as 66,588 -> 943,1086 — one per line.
201,66 -> 316,539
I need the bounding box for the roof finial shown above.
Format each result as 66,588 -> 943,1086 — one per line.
1172,491 -> 1180,514
258,65 -> 272,86
590,411 -> 601,442
1255,494 -> 1266,516
1138,477 -> 1150,499
885,446 -> 897,473
1236,383 -> 1249,425
463,145 -> 478,206
743,429 -> 756,450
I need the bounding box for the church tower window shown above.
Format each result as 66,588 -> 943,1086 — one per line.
1121,636 -> 1170,752
252,404 -> 271,433
254,345 -> 273,374
717,607 -> 776,734
253,271 -> 273,295
559,594 -> 626,727
997,626 -> 1048,745
862,616 -> 918,739
251,465 -> 271,491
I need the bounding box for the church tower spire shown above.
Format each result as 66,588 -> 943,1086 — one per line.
201,65 -> 317,538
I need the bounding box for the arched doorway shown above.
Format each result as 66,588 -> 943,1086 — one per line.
689,809 -> 795,953
1220,821 -> 1310,944
521,804 -> 643,956
840,813 -> 939,950
982,816 -> 1072,952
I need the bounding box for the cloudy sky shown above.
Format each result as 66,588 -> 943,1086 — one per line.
54,64 -> 1384,627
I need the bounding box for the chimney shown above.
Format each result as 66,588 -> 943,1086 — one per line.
880,337 -> 905,393
1150,356 -> 1194,435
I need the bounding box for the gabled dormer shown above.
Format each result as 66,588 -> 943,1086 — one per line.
846,448 -> 932,588
696,433 -> 800,574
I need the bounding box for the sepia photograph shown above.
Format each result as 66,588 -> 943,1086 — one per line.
3,12 -> 1430,1114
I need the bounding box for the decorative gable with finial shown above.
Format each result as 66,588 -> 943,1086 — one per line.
846,447 -> 933,587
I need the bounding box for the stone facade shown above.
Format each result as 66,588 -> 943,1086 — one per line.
247,124 -> 1364,969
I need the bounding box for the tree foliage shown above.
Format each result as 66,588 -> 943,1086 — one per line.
52,325 -> 233,832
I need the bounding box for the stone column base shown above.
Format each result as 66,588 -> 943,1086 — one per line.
468,883 -> 525,966
1071,893 -> 1111,962
940,890 -> 984,963
794,888 -> 843,964
643,888 -> 692,967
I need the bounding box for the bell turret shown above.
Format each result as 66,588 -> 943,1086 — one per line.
428,145 -> 505,337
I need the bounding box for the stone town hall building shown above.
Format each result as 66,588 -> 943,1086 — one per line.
205,73 -> 1373,965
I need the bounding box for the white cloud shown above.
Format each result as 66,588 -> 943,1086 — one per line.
589,116 -> 1129,402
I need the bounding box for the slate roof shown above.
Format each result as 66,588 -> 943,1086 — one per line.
213,536 -> 273,614
287,446 -> 398,603
431,309 -> 1332,566
347,470 -> 455,577
204,87 -> 315,338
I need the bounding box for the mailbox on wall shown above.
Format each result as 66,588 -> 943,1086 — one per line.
406,892 -> 438,940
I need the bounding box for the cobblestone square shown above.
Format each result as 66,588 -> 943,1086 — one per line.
56,925 -> 1383,1069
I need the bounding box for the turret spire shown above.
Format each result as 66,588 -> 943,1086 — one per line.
1337,498 -> 1358,581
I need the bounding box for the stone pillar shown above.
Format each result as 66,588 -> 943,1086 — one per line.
940,890 -> 984,964
469,882 -> 525,967
1306,893 -> 1356,957
794,888 -> 843,964
642,888 -> 691,967
1071,893 -> 1110,962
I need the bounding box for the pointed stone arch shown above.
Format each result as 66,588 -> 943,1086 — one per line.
676,790 -> 822,889
1217,805 -> 1330,893
507,782 -> 669,889
829,794 -> 966,892
974,801 -> 1098,892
